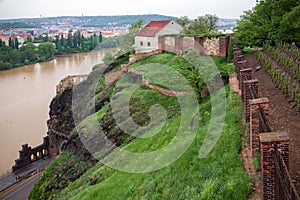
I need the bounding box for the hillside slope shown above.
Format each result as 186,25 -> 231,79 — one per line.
30,53 -> 251,199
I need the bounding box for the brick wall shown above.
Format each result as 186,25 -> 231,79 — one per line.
233,45 -> 299,200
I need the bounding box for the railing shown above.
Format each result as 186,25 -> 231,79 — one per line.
274,147 -> 300,200
233,45 -> 299,200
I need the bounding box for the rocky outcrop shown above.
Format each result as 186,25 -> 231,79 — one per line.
47,86 -> 74,155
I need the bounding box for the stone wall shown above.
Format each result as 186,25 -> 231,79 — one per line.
129,50 -> 160,64
158,36 -> 230,57
203,37 -> 220,56
105,69 -> 125,87
12,136 -> 50,172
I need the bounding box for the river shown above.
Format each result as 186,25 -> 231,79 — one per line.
0,49 -> 115,174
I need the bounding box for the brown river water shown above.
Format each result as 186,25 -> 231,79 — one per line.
0,49 -> 115,174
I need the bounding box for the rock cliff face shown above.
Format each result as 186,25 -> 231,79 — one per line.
46,53 -> 132,162
47,86 -> 75,156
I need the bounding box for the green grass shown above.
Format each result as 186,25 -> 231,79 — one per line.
32,53 -> 252,200
29,151 -> 93,200
53,90 -> 251,200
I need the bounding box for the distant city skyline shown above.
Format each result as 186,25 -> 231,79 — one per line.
0,0 -> 256,20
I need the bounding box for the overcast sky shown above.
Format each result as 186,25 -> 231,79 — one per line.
0,0 -> 257,20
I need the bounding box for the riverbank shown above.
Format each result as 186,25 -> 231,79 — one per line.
0,49 -> 112,175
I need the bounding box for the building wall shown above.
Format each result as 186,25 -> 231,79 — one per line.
135,21 -> 183,54
135,36 -> 159,53
163,36 -> 176,53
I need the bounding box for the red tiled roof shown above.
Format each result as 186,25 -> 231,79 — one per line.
17,33 -> 32,38
136,20 -> 172,37
0,35 -> 10,39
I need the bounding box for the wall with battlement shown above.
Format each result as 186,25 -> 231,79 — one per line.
12,136 -> 50,172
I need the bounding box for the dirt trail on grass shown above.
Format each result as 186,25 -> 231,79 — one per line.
246,54 -> 300,194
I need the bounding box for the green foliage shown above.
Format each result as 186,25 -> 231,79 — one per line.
227,43 -> 234,63
235,0 -> 300,46
34,53 -> 251,199
184,14 -> 219,36
0,43 -> 38,70
38,42 -> 56,61
96,36 -> 120,49
53,90 -> 251,200
280,4 -> 300,42
0,22 -> 37,29
119,19 -> 144,51
30,52 -> 251,199
256,43 -> 300,110
29,151 -> 92,200
175,16 -> 189,27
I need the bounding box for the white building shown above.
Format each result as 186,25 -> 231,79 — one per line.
135,20 -> 183,53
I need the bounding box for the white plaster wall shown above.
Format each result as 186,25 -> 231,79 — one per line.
135,36 -> 158,53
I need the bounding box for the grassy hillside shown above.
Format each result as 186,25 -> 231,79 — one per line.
30,53 -> 251,199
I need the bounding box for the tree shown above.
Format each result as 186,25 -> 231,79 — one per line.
205,14 -> 218,32
129,19 -> 143,32
67,33 -> 73,48
55,35 -> 60,51
38,42 -> 56,61
43,34 -> 49,42
9,37 -> 14,48
235,0 -> 300,46
24,43 -> 38,61
14,38 -> 19,50
27,36 -> 32,43
176,16 -> 189,27
60,34 -> 65,47
20,42 -> 38,62
184,14 -> 218,35
120,19 -> 143,48
279,4 -> 300,42
99,31 -> 103,43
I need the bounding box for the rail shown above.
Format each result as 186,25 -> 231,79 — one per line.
274,147 -> 300,200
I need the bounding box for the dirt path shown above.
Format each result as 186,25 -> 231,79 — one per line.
246,54 -> 300,194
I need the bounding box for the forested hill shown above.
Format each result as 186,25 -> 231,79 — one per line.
0,14 -> 176,28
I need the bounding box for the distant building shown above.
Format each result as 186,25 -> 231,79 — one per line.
135,20 -> 183,53
218,29 -> 234,34
0,35 -> 10,46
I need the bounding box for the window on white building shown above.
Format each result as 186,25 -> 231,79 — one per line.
147,42 -> 151,47
140,41 -> 143,46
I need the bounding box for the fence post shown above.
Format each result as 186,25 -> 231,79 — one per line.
237,61 -> 248,88
243,79 -> 259,122
249,98 -> 269,155
240,68 -> 252,100
233,49 -> 242,66
260,131 -> 289,200
235,55 -> 245,80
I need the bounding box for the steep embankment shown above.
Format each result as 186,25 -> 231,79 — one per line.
30,53 -> 251,199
